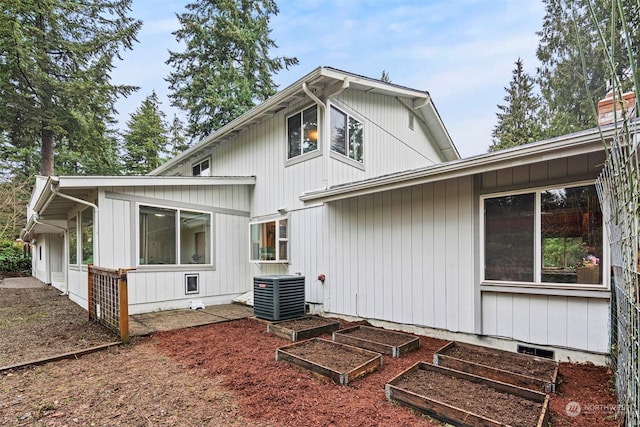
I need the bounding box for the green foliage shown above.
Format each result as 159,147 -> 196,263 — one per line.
168,115 -> 191,157
0,179 -> 31,240
121,91 -> 170,175
535,0 -> 638,139
0,0 -> 141,178
490,58 -> 543,151
0,240 -> 31,273
166,0 -> 299,140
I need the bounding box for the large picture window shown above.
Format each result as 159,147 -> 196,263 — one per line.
330,106 -> 363,163
250,218 -> 288,262
287,106 -> 318,159
483,184 -> 603,285
139,205 -> 211,266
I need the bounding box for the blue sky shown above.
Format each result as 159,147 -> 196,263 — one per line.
112,0 -> 546,158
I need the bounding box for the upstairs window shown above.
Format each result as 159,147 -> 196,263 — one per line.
287,106 -> 318,159
192,158 -> 210,176
330,106 -> 363,163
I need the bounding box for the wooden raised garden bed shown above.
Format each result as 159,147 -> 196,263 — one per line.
332,325 -> 420,357
434,341 -> 559,393
386,362 -> 550,427
267,316 -> 341,341
275,338 -> 382,385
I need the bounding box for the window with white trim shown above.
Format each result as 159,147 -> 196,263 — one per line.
482,184 -> 603,285
139,205 -> 212,265
68,209 -> 93,265
192,158 -> 210,176
81,208 -> 93,264
250,218 -> 288,262
287,106 -> 318,159
330,105 -> 363,163
68,215 -> 77,264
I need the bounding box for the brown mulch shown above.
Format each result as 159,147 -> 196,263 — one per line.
0,280 -> 622,427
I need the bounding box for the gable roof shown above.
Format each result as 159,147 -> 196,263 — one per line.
150,66 -> 460,175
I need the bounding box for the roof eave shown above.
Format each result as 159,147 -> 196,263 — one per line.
150,66 -> 449,175
300,126 -> 612,204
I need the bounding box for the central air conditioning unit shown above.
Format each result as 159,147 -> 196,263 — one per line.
253,275 -> 305,321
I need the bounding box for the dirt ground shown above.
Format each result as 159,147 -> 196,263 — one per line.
0,279 -> 621,426
0,282 -> 118,367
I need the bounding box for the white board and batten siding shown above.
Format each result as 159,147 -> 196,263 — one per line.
164,88 -> 447,303
95,185 -> 253,314
479,152 -> 610,353
327,90 -> 446,187
324,176 -> 475,335
482,292 -> 608,353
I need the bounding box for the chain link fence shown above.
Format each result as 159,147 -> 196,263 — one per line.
596,120 -> 640,426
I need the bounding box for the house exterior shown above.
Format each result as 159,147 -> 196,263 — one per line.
23,66 -> 612,363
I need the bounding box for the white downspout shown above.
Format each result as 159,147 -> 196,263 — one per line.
49,183 -> 100,266
302,77 -> 350,189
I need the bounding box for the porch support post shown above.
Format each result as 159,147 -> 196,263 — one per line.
118,269 -> 129,344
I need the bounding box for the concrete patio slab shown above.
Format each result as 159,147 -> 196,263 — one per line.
129,304 -> 253,336
0,276 -> 47,289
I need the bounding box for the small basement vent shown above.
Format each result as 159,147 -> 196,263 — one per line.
253,275 -> 305,321
517,345 -> 555,360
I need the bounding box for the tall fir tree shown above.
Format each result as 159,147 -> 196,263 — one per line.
490,58 -> 543,152
0,0 -> 140,179
168,115 -> 191,156
121,92 -> 170,175
535,0 -> 636,138
166,0 -> 298,140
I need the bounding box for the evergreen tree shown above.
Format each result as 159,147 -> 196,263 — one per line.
166,0 -> 298,140
535,0 -> 635,137
168,115 -> 191,156
121,92 -> 170,175
490,58 -> 543,152
0,0 -> 140,178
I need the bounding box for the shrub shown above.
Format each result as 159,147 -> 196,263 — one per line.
0,240 -> 31,273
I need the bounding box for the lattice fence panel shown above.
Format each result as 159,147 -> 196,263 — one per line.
88,265 -> 130,343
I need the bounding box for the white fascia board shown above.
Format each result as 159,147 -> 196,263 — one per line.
300,126 -> 614,203
420,100 -> 461,162
320,67 -> 429,98
55,175 -> 256,188
32,176 -> 60,213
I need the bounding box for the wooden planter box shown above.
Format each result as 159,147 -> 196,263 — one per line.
267,316 -> 341,341
275,338 -> 382,385
434,341 -> 559,393
386,362 -> 550,427
332,325 -> 420,357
